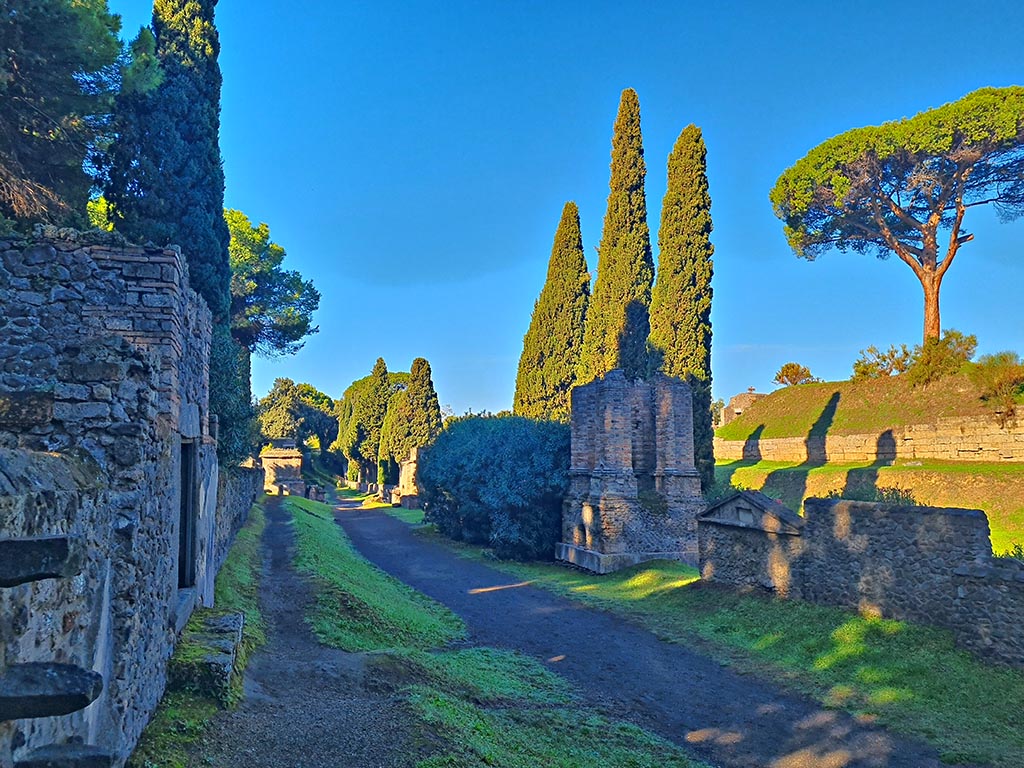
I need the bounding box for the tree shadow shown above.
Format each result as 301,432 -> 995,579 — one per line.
618,300 -> 653,379
840,429 -> 897,500
762,392 -> 840,511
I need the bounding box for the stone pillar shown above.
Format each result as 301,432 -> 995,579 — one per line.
653,375 -> 702,500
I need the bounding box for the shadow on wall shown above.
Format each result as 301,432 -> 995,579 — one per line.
840,430 -> 897,501
762,392 -> 840,510
742,424 -> 765,462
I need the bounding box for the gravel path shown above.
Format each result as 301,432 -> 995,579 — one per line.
337,505 -> 950,768
194,496 -> 416,768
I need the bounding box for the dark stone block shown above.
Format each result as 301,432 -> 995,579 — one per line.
15,744 -> 115,768
0,390 -> 54,429
0,536 -> 81,587
0,663 -> 103,721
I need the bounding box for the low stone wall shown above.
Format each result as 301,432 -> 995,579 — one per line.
213,466 -> 264,573
698,497 -> 1023,667
714,416 -> 1024,463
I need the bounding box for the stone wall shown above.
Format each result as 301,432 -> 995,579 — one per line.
698,496 -> 1024,667
0,228 -> 235,765
714,415 -> 1024,463
213,466 -> 264,574
557,370 -> 705,573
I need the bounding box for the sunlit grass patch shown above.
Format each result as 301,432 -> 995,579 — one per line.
285,496 -> 464,650
388,506 -> 426,524
410,688 -> 703,768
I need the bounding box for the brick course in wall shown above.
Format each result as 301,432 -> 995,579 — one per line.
715,416 -> 1024,464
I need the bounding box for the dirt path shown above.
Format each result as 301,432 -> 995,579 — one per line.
194,496 -> 415,768
337,506 -> 948,768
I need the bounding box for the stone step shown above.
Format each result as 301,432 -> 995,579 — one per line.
14,744 -> 115,768
0,536 -> 82,588
0,663 -> 103,721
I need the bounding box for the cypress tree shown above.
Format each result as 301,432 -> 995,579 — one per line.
649,124 -> 715,492
354,357 -> 392,482
380,357 -> 442,483
576,88 -> 653,383
106,1 -> 246,459
513,202 -> 590,421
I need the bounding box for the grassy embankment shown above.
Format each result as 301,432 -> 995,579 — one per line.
402,526 -> 1024,767
128,497 -> 268,768
284,495 -> 708,768
715,375 -> 1024,552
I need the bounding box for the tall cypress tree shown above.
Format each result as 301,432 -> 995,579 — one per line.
513,202 -> 590,421
576,88 -> 653,384
106,1 -> 245,458
380,357 -> 443,483
649,124 -> 715,492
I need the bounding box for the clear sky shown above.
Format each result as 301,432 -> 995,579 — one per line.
108,0 -> 1024,413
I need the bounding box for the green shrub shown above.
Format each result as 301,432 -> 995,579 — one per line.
824,485 -> 918,504
419,415 -> 570,560
906,329 -> 977,386
968,352 -> 1024,427
851,343 -> 913,380
773,362 -> 817,386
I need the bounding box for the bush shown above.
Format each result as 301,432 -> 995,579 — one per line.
851,344 -> 913,380
773,362 -> 817,386
968,352 -> 1024,427
824,485 -> 918,505
418,415 -> 570,560
906,329 -> 977,386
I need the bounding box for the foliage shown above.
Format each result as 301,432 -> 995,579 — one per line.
710,397 -> 725,428
851,344 -> 914,380
905,328 -> 976,386
336,359 -> 403,481
286,496 -> 464,650
577,88 -> 654,383
418,415 -> 570,560
773,362 -> 817,386
0,0 -> 121,226
225,208 -> 320,356
968,352 -> 1024,426
209,325 -> 257,462
995,542 -> 1024,561
649,124 -> 716,492
513,202 -> 590,421
823,485 -> 918,505
257,378 -> 337,448
379,357 -> 442,483
771,86 -> 1024,342
473,556 -> 1024,768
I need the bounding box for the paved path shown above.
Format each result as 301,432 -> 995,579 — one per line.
337,505 -> 949,768
195,496 -> 415,768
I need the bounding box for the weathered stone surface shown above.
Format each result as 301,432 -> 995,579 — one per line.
559,371 -> 704,572
167,611 -> 244,704
0,392 -> 53,430
0,536 -> 81,588
0,664 -> 103,721
14,743 -> 115,768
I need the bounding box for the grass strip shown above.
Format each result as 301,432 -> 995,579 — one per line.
128,497 -> 268,768
424,536 -> 1024,768
289,494 -> 707,767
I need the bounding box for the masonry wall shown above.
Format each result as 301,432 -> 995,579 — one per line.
213,466 -> 265,575
714,416 -> 1024,463
698,498 -> 1024,667
0,227 -> 228,765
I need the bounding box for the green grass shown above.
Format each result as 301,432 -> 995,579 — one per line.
285,495 -> 465,650
128,497 -> 268,768
716,459 -> 1024,552
425,542 -> 1024,767
387,506 -> 426,524
715,374 -> 990,441
288,495 -> 707,767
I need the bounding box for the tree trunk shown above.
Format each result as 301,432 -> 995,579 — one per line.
922,272 -> 941,342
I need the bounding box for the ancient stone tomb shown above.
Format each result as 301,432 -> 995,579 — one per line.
557,370 -> 706,573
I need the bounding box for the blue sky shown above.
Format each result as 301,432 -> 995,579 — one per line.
108,1 -> 1024,413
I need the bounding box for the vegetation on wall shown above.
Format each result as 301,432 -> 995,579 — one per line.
771,86 -> 1024,343
649,124 -> 716,492
513,202 -> 590,422
576,88 -> 654,384
418,415 -> 570,560
0,0 -> 121,227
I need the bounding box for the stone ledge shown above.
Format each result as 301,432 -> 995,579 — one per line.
0,536 -> 82,588
0,663 -> 103,721
167,610 -> 244,704
14,744 -> 115,768
555,543 -> 694,574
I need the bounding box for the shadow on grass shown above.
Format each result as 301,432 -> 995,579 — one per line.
761,392 -> 839,509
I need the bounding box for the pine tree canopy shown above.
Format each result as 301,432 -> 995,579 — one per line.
649,124 -> 716,493
577,88 -> 653,384
0,0 -> 121,226
513,202 -> 590,421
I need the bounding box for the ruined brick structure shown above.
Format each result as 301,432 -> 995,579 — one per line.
0,227 -> 260,767
557,370 -> 705,573
699,495 -> 1024,667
